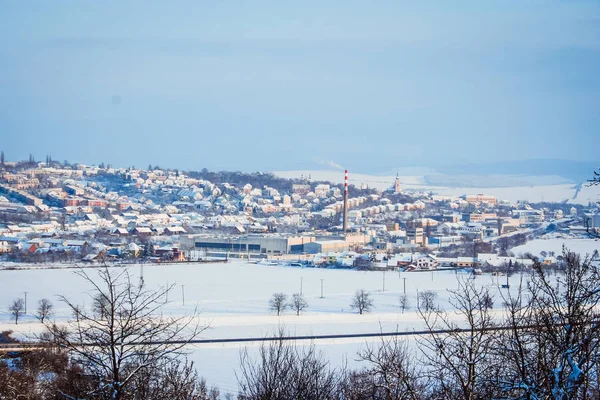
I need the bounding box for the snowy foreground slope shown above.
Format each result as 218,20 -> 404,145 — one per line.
1,237 -> 598,393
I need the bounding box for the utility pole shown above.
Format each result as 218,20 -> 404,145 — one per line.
320,279 -> 324,298
181,285 -> 185,306
402,277 -> 406,294
139,262 -> 144,288
343,169 -> 349,233
300,276 -> 303,295
382,270 -> 386,292
24,292 -> 28,314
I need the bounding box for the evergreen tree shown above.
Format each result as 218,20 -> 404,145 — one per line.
143,242 -> 153,259
0,150 -> 4,166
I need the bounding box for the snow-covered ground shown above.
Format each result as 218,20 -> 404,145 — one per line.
511,237 -> 600,258
433,184 -> 599,205
1,239 -> 596,394
0,263 -> 498,337
0,261 -> 523,393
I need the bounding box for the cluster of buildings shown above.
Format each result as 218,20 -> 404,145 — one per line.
0,160 -> 594,266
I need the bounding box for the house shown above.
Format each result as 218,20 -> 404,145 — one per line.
131,227 -> 152,236
457,257 -> 479,267
0,241 -> 11,253
464,194 -> 497,206
415,255 -> 439,270
7,225 -> 22,233
82,251 -> 104,262
112,227 -> 129,236
44,239 -> 67,248
164,226 -> 187,235
388,253 -> 414,267
65,240 -> 88,251
128,242 -> 141,257
540,256 -> 557,266
155,246 -> 185,261
247,224 -> 268,233
437,222 -> 461,235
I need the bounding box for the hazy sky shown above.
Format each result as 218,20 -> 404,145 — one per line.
1,1 -> 599,173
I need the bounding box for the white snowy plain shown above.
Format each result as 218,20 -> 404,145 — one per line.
511,237 -> 600,258
1,237 -> 598,394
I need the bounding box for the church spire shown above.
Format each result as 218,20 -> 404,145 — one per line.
394,172 -> 401,193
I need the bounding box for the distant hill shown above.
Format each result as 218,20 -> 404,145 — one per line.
435,159 -> 597,184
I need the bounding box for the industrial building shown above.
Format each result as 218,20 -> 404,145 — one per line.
180,232 -> 371,255
304,240 -> 349,254
180,234 -> 317,255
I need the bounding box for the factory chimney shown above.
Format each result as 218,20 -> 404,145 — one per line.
343,169 -> 349,234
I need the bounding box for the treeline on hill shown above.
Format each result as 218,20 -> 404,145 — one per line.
2,250 -> 599,399
186,169 -> 375,197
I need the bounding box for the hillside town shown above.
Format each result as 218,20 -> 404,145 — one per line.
0,155 -> 598,271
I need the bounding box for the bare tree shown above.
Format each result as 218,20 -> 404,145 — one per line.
355,335 -> 424,400
127,358 -> 218,400
399,294 -> 410,313
289,293 -> 308,316
9,298 -> 24,325
269,293 -> 288,316
41,267 -> 208,400
36,298 -> 53,323
237,329 -> 343,399
490,249 -> 600,399
350,289 -> 373,315
417,290 -> 437,312
417,278 -> 496,400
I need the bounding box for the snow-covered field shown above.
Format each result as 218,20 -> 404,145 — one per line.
1,238 -> 597,393
0,261 -> 520,393
0,262 -> 492,338
433,184 -> 599,206
511,237 -> 600,258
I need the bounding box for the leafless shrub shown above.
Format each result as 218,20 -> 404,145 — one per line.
237,329 -> 343,400
355,335 -> 424,400
399,294 -> 410,313
128,358 -> 215,400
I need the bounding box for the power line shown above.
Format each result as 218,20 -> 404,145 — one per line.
6,321 -> 596,350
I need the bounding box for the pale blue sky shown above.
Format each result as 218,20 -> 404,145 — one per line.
1,1 -> 599,172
